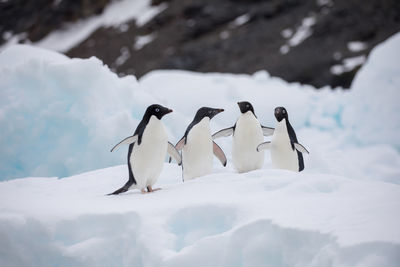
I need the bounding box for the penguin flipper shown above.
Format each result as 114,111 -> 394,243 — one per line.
261,126 -> 275,136
168,137 -> 185,163
293,142 -> 309,154
213,141 -> 227,167
175,137 -> 185,151
110,135 -> 138,152
212,127 -> 234,140
168,141 -> 182,165
257,141 -> 271,152
107,180 -> 135,195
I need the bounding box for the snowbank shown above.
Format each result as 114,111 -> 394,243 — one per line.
0,28 -> 400,267
0,164 -> 399,267
1,34 -> 400,181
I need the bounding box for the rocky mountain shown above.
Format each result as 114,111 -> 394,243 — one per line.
1,0 -> 400,88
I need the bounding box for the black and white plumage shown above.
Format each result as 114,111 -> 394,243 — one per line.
257,106 -> 309,172
212,101 -> 274,173
174,107 -> 226,181
108,104 -> 181,195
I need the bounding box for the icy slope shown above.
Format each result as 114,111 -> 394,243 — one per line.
1,33 -> 400,181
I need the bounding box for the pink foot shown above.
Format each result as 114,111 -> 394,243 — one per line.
147,186 -> 162,193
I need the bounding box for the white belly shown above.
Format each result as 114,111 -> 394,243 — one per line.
182,118 -> 213,180
232,112 -> 264,173
130,116 -> 168,189
270,119 -> 299,172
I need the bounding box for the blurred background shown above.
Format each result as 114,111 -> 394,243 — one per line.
1,0 -> 399,89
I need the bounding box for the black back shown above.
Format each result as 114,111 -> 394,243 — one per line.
275,107 -> 304,171
183,107 -> 224,144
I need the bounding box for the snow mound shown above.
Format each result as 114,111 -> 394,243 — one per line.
0,45 -> 143,179
0,165 -> 399,266
1,33 -> 400,181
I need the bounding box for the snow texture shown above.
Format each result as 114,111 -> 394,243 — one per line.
347,41 -> 368,52
25,0 -> 167,53
330,55 -> 366,75
280,15 -> 316,54
0,29 -> 400,266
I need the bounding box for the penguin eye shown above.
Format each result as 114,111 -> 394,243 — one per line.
246,104 -> 249,108
208,110 -> 212,114
282,110 -> 286,114
155,108 -> 160,112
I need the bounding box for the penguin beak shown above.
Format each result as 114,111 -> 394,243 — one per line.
216,108 -> 224,114
167,109 -> 173,114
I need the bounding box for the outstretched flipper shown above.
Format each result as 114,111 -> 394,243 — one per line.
107,179 -> 135,195
212,127 -> 234,140
262,126 -> 274,136
293,142 -> 309,154
175,137 -> 185,151
168,142 -> 182,165
110,135 -> 138,152
213,141 -> 227,167
257,141 -> 271,152
168,137 -> 185,163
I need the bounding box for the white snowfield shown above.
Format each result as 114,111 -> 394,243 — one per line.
0,31 -> 400,266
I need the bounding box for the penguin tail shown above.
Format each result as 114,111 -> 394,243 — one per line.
107,180 -> 135,195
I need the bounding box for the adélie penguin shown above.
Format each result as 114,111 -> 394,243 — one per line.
212,101 -> 275,173
174,107 -> 227,181
108,104 -> 181,195
257,106 -> 309,172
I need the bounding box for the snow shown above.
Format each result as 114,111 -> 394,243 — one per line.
330,55 -> 367,75
0,27 -> 400,266
280,15 -> 316,54
20,0 -> 167,53
232,14 -> 251,27
347,41 -> 368,52
316,0 -> 334,7
134,33 -> 157,50
0,165 -> 400,266
114,46 -> 131,67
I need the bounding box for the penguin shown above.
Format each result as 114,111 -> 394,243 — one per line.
108,104 -> 182,195
212,101 -> 275,173
174,107 -> 226,181
257,106 -> 309,172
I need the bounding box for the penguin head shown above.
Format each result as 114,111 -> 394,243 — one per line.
145,104 -> 173,120
274,106 -> 288,122
194,107 -> 224,121
237,101 -> 255,114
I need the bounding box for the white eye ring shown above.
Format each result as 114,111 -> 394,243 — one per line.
246,104 -> 249,108
209,110 -> 212,114
155,108 -> 160,112
282,110 -> 286,114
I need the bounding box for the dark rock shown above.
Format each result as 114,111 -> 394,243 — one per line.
0,0 -> 111,43
2,0 -> 400,88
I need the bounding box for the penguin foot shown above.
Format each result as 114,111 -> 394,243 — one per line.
147,186 -> 161,193
141,188 -> 149,194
